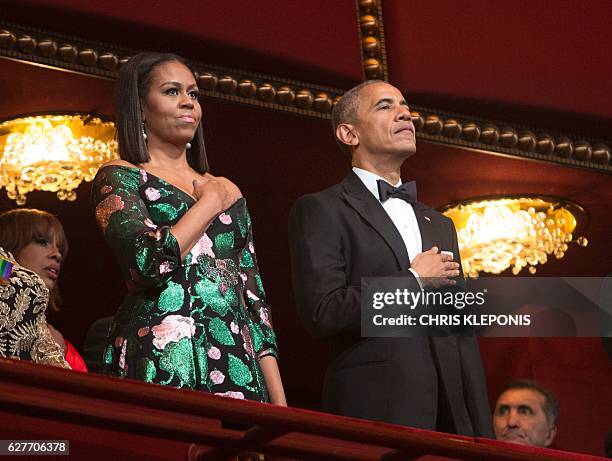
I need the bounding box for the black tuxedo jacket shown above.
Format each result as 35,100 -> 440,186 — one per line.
288,172 -> 493,436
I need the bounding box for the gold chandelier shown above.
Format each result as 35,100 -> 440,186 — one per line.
0,114 -> 118,205
442,197 -> 588,277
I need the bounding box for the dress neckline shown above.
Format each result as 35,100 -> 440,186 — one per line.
98,164 -> 246,212
99,164 -> 198,203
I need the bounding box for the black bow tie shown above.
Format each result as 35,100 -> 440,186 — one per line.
377,179 -> 417,204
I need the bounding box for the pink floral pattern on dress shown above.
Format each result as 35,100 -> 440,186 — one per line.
145,187 -> 161,201
230,321 -> 239,334
241,324 -> 254,357
137,327 -> 150,337
210,370 -> 225,384
215,391 -> 245,400
259,306 -> 272,328
207,346 -> 221,359
151,315 -> 195,350
159,261 -> 171,274
219,213 -> 232,225
189,233 -> 214,260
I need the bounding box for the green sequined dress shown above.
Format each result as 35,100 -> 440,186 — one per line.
92,165 -> 278,402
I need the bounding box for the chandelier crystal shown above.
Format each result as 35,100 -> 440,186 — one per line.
442,197 -> 588,277
0,114 -> 118,205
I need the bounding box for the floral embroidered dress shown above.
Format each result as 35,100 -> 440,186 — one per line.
92,165 -> 278,402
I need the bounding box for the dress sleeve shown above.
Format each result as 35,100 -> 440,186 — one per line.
239,208 -> 278,361
91,166 -> 181,291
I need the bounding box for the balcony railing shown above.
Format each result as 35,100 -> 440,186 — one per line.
0,359 -> 604,461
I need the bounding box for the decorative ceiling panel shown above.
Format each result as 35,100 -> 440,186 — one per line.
383,0 -> 612,136
0,0 -> 364,87
2,15 -> 609,173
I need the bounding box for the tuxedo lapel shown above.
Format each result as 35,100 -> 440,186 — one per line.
341,172 -> 410,270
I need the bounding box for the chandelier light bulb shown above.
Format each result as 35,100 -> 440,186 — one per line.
442,197 -> 587,277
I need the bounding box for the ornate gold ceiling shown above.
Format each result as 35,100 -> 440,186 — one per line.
0,0 -> 610,174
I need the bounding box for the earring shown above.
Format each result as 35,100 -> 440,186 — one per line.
186,142 -> 192,149
142,122 -> 147,141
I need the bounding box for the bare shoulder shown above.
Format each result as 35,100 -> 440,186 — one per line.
101,159 -> 139,169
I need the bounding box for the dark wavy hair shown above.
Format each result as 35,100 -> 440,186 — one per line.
115,51 -> 209,173
0,208 -> 69,312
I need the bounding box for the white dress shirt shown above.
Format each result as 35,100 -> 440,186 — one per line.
352,167 -> 423,281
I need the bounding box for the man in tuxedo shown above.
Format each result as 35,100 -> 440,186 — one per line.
288,81 -> 493,436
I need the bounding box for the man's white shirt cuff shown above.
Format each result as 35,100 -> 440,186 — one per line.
408,268 -> 424,290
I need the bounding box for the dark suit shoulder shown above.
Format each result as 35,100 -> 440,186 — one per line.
293,183 -> 344,204
289,184 -> 348,243
290,183 -> 345,216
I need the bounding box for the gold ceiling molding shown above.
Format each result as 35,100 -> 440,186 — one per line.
0,20 -> 610,173
0,20 -> 344,120
357,0 -> 388,81
353,2 -> 610,173
410,105 -> 611,173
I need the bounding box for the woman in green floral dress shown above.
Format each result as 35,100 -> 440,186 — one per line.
92,52 -> 286,404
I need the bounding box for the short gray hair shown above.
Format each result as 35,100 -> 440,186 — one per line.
331,80 -> 383,155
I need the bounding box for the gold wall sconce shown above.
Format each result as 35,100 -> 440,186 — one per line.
0,114 -> 118,205
442,196 -> 588,277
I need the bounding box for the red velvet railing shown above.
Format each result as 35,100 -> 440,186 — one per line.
0,359 -> 604,461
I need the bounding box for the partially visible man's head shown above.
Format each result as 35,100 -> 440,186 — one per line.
331,81 -> 416,161
494,379 -> 558,448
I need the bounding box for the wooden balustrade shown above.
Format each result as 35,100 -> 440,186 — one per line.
0,359 -> 604,461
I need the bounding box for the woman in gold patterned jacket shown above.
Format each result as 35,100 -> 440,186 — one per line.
0,209 -> 70,368
0,246 -> 68,367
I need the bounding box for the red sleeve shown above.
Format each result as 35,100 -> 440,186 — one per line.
64,339 -> 88,372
